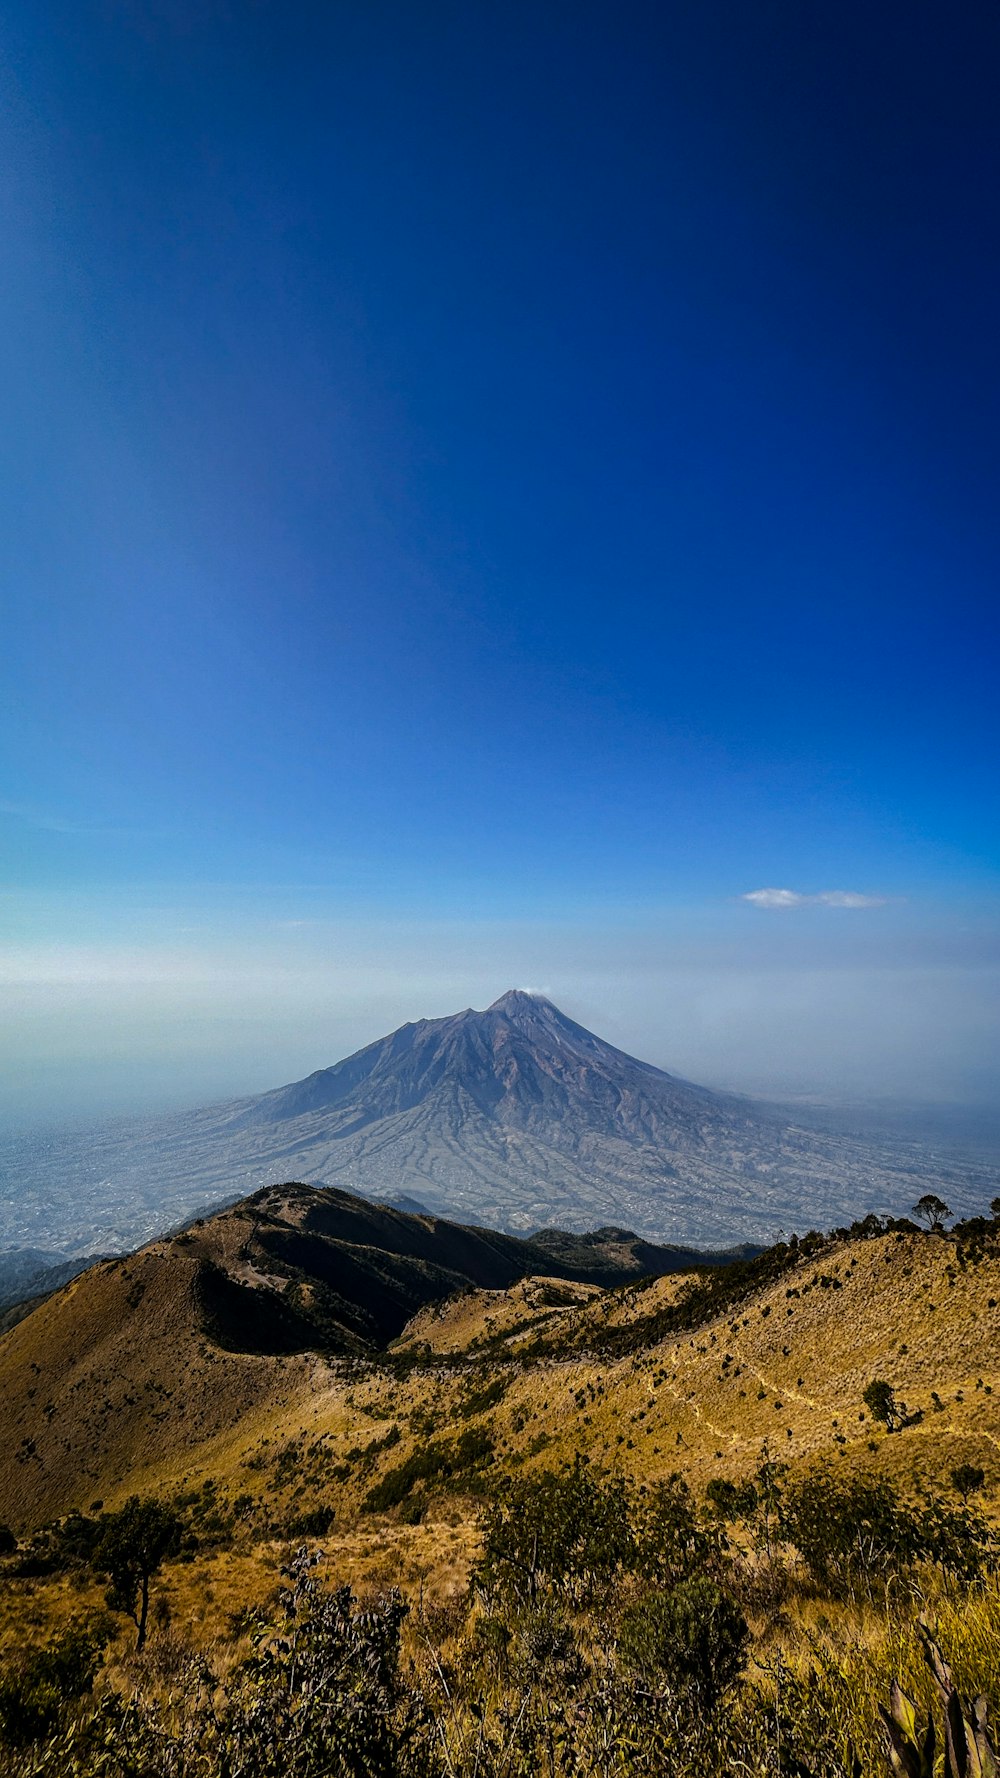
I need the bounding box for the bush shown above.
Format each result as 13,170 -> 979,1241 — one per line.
287,1504 -> 335,1538
780,1466 -> 996,1596
634,1474 -> 723,1583
913,1495 -> 995,1584
513,1601 -> 588,1688
19,1552 -> 443,1776
951,1464 -> 986,1501
0,1619 -> 107,1748
781,1467 -> 916,1595
618,1576 -> 749,1712
475,1456 -> 634,1605
704,1477 -> 758,1522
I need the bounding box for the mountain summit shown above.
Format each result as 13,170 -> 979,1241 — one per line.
218,992 -> 848,1242
6,992 -> 987,1254
245,988 -> 719,1141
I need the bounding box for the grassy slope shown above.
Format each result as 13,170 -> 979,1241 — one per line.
0,1182 -> 731,1529
3,1220 -> 997,1542
1,1217 -> 999,1719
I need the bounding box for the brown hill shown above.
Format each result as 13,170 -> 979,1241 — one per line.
0,1182 -> 720,1528
2,1183 -> 999,1544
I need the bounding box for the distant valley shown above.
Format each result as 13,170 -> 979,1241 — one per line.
1,991 -> 996,1257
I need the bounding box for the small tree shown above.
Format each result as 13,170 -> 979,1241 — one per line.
753,1445 -> 786,1563
92,1497 -> 180,1650
864,1379 -> 903,1433
951,1464 -> 986,1502
991,1197 -> 1000,1221
705,1478 -> 758,1522
912,1194 -> 951,1232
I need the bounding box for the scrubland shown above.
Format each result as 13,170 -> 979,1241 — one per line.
2,1208 -> 1000,1773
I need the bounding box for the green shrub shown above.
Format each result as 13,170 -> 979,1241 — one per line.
781,1467 -> 914,1594
780,1466 -> 995,1597
951,1464 -> 986,1501
0,1619 -> 107,1748
618,1575 -> 749,1712
286,1504 -> 335,1538
475,1456 -> 634,1605
513,1601 -> 588,1688
634,1474 -> 723,1584
704,1477 -> 758,1521
14,1553 -> 442,1775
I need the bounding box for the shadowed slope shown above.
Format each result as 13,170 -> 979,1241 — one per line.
0,1180 -> 722,1526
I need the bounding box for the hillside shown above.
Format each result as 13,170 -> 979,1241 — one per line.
0,1181 -> 723,1528
4,1190 -> 1000,1778
4,991 -> 995,1256
3,1180 -> 999,1540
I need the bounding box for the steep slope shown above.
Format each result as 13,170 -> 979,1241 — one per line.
0,1252 -> 103,1316
4,992 -> 995,1255
245,990 -> 732,1138
0,1181 -> 719,1527
0,1250 -> 62,1298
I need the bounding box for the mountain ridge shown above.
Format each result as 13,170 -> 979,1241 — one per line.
0,1179 -> 741,1528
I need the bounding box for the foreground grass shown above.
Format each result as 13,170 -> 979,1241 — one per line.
3,1492 -> 1000,1776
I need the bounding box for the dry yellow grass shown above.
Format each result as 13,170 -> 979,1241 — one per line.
397,1276 -> 605,1353
3,1221 -> 1000,1735
0,1232 -> 319,1529
2,1226 -> 998,1548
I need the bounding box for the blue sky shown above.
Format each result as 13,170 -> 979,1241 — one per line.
1,2 -> 998,1119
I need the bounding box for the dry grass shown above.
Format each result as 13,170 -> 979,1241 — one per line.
2,1228 -> 998,1564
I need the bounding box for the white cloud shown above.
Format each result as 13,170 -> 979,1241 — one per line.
743,888 -> 805,909
815,890 -> 887,909
743,887 -> 887,911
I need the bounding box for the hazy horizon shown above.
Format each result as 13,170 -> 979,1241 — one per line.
3,890 -> 998,1131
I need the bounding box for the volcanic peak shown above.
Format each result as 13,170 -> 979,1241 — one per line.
486,988 -> 557,1015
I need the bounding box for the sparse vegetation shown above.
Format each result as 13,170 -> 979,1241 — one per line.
4,1478 -> 1000,1776
2,1197 -> 1000,1773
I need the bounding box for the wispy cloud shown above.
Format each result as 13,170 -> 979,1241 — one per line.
743,887 -> 888,910
0,799 -> 97,836
0,800 -> 166,840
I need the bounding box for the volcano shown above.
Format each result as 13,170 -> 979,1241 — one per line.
205,990 -> 885,1241
5,990 -> 990,1254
